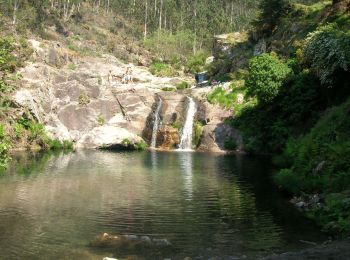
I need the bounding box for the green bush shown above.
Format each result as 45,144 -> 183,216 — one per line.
0,124 -> 11,170
49,139 -> 74,150
192,121 -> 204,148
134,140 -> 147,150
274,169 -> 301,194
28,122 -> 46,141
224,139 -> 238,151
0,37 -> 17,72
97,115 -> 105,125
79,92 -> 90,105
246,53 -> 292,103
161,87 -> 175,92
303,23 -> 350,88
185,51 -> 208,74
13,123 -> 24,139
149,60 -> 176,77
176,81 -> 190,90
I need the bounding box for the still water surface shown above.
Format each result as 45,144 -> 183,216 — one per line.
0,150 -> 325,259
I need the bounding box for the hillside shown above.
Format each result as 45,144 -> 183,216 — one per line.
205,0 -> 350,234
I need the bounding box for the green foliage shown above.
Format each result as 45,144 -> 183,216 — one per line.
149,60 -> 176,77
144,30 -> 194,61
207,87 -> 233,108
161,87 -> 176,92
176,81 -> 190,90
274,169 -> 301,194
28,122 -> 47,142
309,193 -> 350,233
134,140 -> 147,151
192,121 -> 204,148
234,70 -> 324,153
303,23 -> 350,88
171,121 -> 182,130
224,139 -> 238,151
78,92 -> 90,105
121,138 -> 131,146
97,115 -> 105,125
255,0 -> 292,36
0,37 -> 17,72
246,53 -> 292,103
274,98 -> 350,233
0,124 -> 11,170
185,51 -> 208,74
68,63 -> 77,70
48,139 -> 74,150
13,123 -> 24,139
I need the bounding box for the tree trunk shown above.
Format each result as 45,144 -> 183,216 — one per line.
13,0 -> 19,26
144,0 -> 148,39
159,0 -> 163,31
193,0 -> 197,54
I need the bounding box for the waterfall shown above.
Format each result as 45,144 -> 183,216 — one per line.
178,97 -> 196,150
150,97 -> 163,148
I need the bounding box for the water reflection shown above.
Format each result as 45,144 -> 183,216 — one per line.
178,152 -> 193,200
0,150 -> 326,259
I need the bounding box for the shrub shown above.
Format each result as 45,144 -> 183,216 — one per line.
49,139 -> 74,150
97,115 -> 105,125
121,138 -> 131,146
171,121 -> 182,129
134,140 -> 147,150
274,169 -> 301,194
0,124 -> 10,170
161,87 -> 175,91
185,51 -> 208,74
192,121 -> 204,148
79,92 -> 90,105
0,37 -> 17,72
224,139 -> 237,151
28,122 -> 46,141
176,81 -> 190,90
303,23 -> 350,88
149,60 -> 176,77
246,53 -> 292,103
13,123 -> 24,139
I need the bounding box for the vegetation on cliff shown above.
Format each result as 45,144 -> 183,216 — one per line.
207,0 -> 350,233
0,37 -> 73,171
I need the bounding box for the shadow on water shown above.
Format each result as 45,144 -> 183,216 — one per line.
0,150 -> 326,259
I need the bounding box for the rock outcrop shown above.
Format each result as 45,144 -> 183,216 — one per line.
13,40 -> 190,149
13,39 -> 241,152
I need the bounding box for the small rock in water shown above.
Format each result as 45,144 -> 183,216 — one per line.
122,234 -> 138,241
140,235 -> 152,243
295,201 -> 306,209
103,257 -> 118,260
152,238 -> 172,246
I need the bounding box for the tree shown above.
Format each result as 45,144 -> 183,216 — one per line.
246,53 -> 292,103
255,0 -> 291,36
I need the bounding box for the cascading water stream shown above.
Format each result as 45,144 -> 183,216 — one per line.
178,97 -> 196,151
150,97 -> 163,148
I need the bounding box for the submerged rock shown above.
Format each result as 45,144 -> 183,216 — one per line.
90,233 -> 172,251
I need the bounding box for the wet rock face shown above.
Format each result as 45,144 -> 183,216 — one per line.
157,126 -> 180,149
142,92 -> 187,149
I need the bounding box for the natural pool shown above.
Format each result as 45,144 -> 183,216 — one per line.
0,150 -> 325,259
